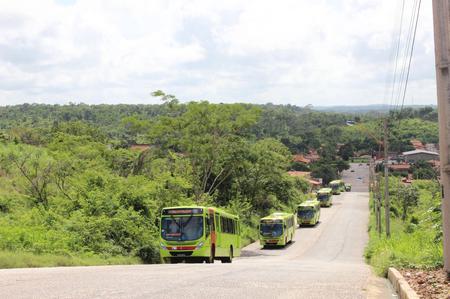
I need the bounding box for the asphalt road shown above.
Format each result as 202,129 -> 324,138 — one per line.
0,164 -> 395,299
344,162 -> 370,192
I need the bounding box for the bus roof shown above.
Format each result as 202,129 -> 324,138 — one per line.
329,180 -> 342,184
298,200 -> 320,208
318,187 -> 332,193
161,206 -> 238,219
261,212 -> 293,221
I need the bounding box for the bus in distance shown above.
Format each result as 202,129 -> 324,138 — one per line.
329,180 -> 345,195
317,188 -> 333,207
160,206 -> 240,264
297,200 -> 320,226
259,212 -> 296,248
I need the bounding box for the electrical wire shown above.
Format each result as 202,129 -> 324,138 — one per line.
398,0 -> 422,117
388,0 -> 406,110
394,0 -> 419,113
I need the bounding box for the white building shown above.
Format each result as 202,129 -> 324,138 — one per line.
402,149 -> 440,163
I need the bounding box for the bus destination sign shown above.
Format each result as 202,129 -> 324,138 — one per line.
162,208 -> 203,215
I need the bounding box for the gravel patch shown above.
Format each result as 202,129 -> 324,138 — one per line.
400,268 -> 450,299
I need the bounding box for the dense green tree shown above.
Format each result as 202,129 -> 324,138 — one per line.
411,161 -> 438,180
310,161 -> 337,185
338,143 -> 354,161
148,101 -> 260,202
396,185 -> 419,221
1,145 -> 53,207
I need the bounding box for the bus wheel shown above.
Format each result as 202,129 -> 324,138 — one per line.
222,246 -> 233,263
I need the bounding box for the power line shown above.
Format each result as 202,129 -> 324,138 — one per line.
398,0 -> 422,116
394,0 -> 419,112
388,0 -> 406,110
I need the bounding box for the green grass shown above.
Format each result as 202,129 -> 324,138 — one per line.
365,184 -> 443,276
351,157 -> 369,163
0,250 -> 141,269
365,218 -> 442,276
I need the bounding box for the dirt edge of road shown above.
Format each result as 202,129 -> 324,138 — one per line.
366,271 -> 396,299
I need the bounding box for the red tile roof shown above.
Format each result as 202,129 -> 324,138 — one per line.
308,179 -> 321,186
304,150 -> 320,161
292,154 -> 311,164
388,164 -> 410,171
410,139 -> 425,150
287,171 -> 311,178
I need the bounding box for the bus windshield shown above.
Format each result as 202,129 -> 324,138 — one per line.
161,216 -> 203,241
298,209 -> 315,219
260,223 -> 283,237
317,194 -> 329,201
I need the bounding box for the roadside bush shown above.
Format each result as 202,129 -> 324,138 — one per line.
137,244 -> 160,264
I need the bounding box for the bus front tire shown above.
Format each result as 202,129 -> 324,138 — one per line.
165,257 -> 180,264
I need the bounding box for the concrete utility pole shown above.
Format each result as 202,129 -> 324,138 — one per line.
377,173 -> 382,235
432,0 -> 450,278
384,119 -> 390,238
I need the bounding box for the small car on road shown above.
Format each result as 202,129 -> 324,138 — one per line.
345,183 -> 352,192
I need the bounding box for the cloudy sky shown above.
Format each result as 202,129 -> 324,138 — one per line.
0,0 -> 437,106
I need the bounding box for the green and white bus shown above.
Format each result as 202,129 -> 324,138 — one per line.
259,212 -> 296,247
317,188 -> 333,207
297,200 -> 321,226
160,206 -> 240,264
329,180 -> 345,195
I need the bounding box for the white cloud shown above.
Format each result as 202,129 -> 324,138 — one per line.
0,0 -> 437,106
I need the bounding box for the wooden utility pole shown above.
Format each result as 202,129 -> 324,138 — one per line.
376,173 -> 382,235
432,0 -> 450,278
370,158 -> 380,232
384,119 -> 390,238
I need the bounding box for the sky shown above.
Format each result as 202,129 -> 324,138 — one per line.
0,0 -> 437,106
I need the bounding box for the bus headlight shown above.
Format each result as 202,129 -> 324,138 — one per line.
160,243 -> 167,250
195,242 -> 204,250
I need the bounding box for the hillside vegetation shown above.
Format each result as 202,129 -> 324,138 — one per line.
365,179 -> 443,276
0,98 -> 439,268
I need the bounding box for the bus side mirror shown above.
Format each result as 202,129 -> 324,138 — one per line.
284,224 -> 286,229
